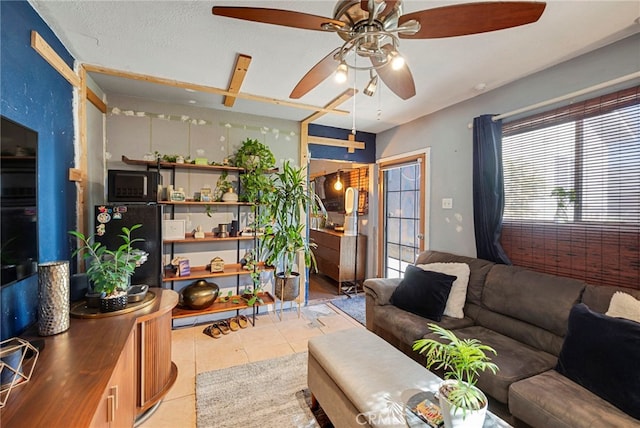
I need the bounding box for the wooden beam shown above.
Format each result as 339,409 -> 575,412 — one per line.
31,31 -> 80,87
223,54 -> 252,108
302,88 -> 356,124
86,87 -> 107,113
68,168 -> 82,182
347,133 -> 356,153
307,135 -> 365,150
82,63 -> 349,116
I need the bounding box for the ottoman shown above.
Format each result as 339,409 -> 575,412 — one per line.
307,328 -> 442,428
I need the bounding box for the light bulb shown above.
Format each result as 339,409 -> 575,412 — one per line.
335,62 -> 348,83
364,74 -> 378,97
390,51 -> 405,70
334,174 -> 343,191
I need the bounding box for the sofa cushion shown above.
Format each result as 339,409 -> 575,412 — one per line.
606,291 -> 640,323
482,265 -> 585,337
423,325 -> 557,404
509,370 -> 640,428
390,265 -> 455,322
581,285 -> 640,313
416,262 -> 470,319
415,251 -> 495,307
556,303 -> 640,419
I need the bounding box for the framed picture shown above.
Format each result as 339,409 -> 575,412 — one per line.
163,219 -> 186,240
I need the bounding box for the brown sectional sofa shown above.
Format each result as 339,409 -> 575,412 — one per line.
363,250 -> 640,428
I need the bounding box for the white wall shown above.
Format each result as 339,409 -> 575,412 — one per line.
376,33 -> 640,257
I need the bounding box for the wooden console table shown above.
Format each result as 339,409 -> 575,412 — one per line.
0,289 -> 179,427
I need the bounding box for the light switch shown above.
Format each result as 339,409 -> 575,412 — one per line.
442,198 -> 453,209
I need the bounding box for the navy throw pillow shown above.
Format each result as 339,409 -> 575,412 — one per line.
390,265 -> 456,322
556,303 -> 640,419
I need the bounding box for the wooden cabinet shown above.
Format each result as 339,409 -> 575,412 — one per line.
0,289 -> 178,427
91,329 -> 135,427
310,228 -> 366,294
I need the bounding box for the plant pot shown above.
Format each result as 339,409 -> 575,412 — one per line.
181,279 -> 219,310
438,380 -> 488,428
274,272 -> 300,301
100,293 -> 128,313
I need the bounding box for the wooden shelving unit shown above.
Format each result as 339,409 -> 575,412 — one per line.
122,155 -> 273,324
172,292 -> 274,320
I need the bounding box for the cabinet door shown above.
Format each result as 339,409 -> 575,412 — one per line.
91,330 -> 136,428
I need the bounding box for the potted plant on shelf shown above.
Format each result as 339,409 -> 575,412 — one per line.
413,323 -> 499,428
69,224 -> 147,312
233,138 -> 276,205
262,160 -> 317,302
232,138 -> 276,172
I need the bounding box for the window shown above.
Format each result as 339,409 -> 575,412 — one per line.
501,86 -> 640,288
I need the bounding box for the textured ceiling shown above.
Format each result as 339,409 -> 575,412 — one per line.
31,0 -> 640,133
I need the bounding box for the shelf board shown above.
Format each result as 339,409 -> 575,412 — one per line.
122,155 -> 244,172
172,292 -> 275,319
163,233 -> 255,244
122,156 -> 278,174
158,200 -> 254,206
163,263 -> 271,282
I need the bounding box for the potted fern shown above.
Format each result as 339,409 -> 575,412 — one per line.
69,224 -> 147,312
413,324 -> 499,428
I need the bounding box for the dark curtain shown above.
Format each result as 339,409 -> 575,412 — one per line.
472,114 -> 511,264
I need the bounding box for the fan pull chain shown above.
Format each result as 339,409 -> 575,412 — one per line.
352,59 -> 357,135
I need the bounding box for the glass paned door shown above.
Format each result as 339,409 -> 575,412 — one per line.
379,155 -> 425,278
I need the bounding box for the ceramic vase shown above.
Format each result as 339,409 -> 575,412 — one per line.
181,280 -> 219,310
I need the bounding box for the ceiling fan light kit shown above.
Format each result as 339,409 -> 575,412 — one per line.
212,0 -> 546,101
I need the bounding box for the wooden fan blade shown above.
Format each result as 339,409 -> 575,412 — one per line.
290,48 -> 341,99
399,2 -> 546,39
212,7 -> 345,31
371,48 -> 416,100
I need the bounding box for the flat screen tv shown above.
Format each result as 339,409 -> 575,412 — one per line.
1,116 -> 38,286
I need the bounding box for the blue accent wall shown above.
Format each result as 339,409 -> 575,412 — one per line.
1,1 -> 76,339
308,124 -> 376,163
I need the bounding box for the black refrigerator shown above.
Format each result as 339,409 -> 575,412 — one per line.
94,204 -> 163,288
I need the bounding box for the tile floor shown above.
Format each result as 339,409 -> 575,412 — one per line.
139,303 -> 363,428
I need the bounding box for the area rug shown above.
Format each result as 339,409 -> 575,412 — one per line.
330,295 -> 366,325
196,351 -> 332,428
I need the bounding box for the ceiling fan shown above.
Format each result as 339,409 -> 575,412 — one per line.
213,1 -> 546,100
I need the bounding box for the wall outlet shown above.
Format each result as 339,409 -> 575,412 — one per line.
442,198 -> 453,209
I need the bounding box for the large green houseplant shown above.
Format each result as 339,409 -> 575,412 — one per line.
413,323 -> 499,428
263,160 -> 317,301
69,224 -> 146,312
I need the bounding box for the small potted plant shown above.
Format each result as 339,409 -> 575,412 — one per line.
413,323 -> 499,428
69,224 -> 146,312
262,160 -> 318,302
